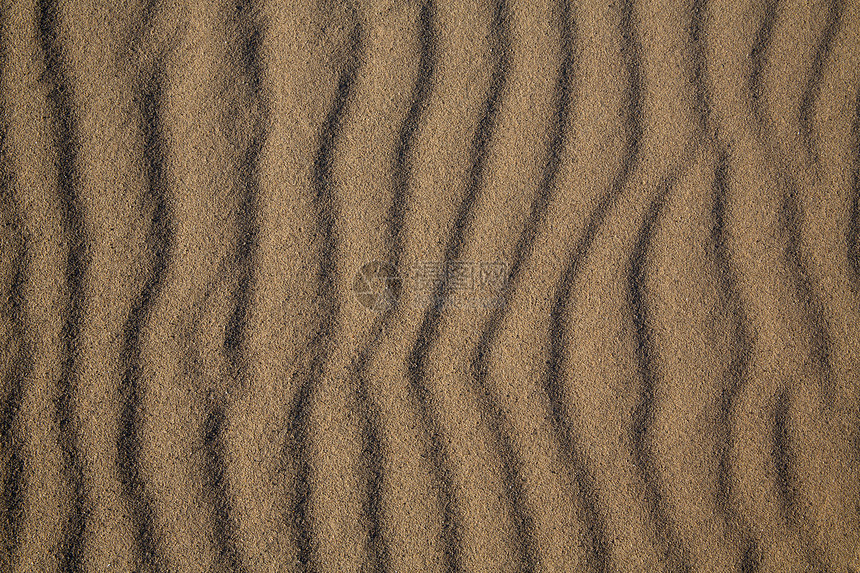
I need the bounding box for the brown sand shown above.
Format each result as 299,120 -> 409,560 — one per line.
1,0 -> 859,570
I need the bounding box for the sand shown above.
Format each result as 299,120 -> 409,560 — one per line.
1,0 -> 859,570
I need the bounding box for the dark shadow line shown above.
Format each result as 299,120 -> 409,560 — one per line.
541,0 -> 644,569
740,542 -> 762,573
37,1 -> 88,570
851,92 -> 860,296
782,177 -> 835,400
387,0 -> 437,268
798,0 -> 843,165
355,377 -> 388,573
458,378 -> 536,573
403,0 -> 511,570
413,0 -> 512,281
117,62 -> 170,573
770,391 -> 823,573
202,407 -> 245,573
747,0 -> 834,408
748,0 -> 779,123
286,16 -> 363,572
0,212 -> 29,571
772,391 -> 793,526
772,389 -> 827,573
0,25 -> 28,567
689,0 -> 711,139
466,0 -> 576,571
762,7 -> 837,566
689,0 -> 760,567
851,93 -> 860,475
346,3 -> 439,572
287,381 -> 315,573
473,0 -> 575,352
180,273 -> 246,573
710,151 -> 761,573
224,2 -> 264,390
0,284 -> 27,572
775,256 -> 833,570
628,180 -> 693,573
748,4 -> 832,568
207,6 -> 268,573
761,0 -> 838,408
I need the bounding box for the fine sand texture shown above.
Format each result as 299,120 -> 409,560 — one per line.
1,0 -> 860,571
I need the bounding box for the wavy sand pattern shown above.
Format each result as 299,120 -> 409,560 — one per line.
1,0 -> 859,570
